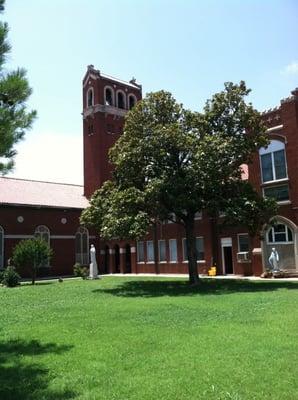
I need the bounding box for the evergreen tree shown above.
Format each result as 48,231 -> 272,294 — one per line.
0,0 -> 36,173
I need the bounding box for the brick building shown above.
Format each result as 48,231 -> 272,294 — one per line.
1,65 -> 297,277
82,66 -> 298,277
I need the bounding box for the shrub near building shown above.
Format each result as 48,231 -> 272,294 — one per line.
12,239 -> 53,284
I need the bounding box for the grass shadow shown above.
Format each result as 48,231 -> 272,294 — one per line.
0,339 -> 75,399
93,278 -> 298,298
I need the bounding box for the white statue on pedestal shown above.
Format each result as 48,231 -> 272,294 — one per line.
89,244 -> 98,279
269,247 -> 279,272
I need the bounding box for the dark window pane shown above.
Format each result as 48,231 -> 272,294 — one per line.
239,234 -> 249,252
118,93 -> 125,109
261,153 -> 273,182
106,89 -> 113,106
274,233 -> 287,242
264,184 -> 289,201
196,237 -> 204,260
287,227 -> 293,242
268,229 -> 273,243
274,150 -> 287,180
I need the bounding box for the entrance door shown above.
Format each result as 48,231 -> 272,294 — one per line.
221,238 -> 234,274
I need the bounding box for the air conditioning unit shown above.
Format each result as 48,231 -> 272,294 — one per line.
237,252 -> 250,262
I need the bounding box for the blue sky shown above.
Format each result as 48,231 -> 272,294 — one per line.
5,0 -> 298,184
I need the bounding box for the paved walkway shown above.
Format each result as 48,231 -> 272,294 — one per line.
27,273 -> 298,283
102,273 -> 298,282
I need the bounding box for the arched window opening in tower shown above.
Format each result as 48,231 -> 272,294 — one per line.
117,92 -> 125,109
129,95 -> 136,110
105,88 -> 113,106
87,88 -> 94,107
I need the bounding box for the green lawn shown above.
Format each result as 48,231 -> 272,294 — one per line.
1,277 -> 298,400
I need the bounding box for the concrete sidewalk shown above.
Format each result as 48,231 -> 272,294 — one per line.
21,273 -> 298,284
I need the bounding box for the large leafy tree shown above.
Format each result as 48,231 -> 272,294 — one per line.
82,82 -> 277,284
0,0 -> 36,173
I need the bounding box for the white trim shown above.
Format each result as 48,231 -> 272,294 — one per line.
116,89 -> 127,109
131,246 -> 136,253
50,235 -> 75,239
266,124 -> 283,133
120,248 -> 126,254
4,234 -> 34,239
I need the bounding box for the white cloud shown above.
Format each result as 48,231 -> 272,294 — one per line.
281,61 -> 298,75
7,131 -> 83,185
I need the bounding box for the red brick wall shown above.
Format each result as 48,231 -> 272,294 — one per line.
0,206 -> 99,277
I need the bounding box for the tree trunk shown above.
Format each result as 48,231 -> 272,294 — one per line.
32,263 -> 36,285
185,218 -> 200,285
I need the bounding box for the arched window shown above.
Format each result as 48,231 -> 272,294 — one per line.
128,94 -> 136,110
267,223 -> 293,244
35,225 -> 50,245
259,140 -> 289,201
0,226 -> 4,269
117,91 -> 126,109
264,218 -> 296,270
34,225 -> 50,267
87,87 -> 94,107
75,227 -> 89,265
105,87 -> 114,106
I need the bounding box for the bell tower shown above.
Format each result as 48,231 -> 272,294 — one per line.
82,65 -> 142,198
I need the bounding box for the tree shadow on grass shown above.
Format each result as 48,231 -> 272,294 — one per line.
93,278 -> 298,298
0,339 -> 75,399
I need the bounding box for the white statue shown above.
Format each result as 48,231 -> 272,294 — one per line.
269,247 -> 279,272
89,244 -> 98,279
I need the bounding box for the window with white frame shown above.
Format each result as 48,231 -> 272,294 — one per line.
183,237 -> 204,261
167,213 -> 176,224
238,234 -> 249,252
0,226 -> 4,269
34,225 -> 50,267
35,225 -> 50,244
158,240 -> 166,262
146,241 -> 154,262
87,87 -> 94,107
267,224 -> 293,244
194,211 -> 202,220
260,140 -> 287,182
263,185 -> 289,202
169,239 -> 177,262
75,227 -> 89,265
137,241 -> 144,262
260,140 -> 289,201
